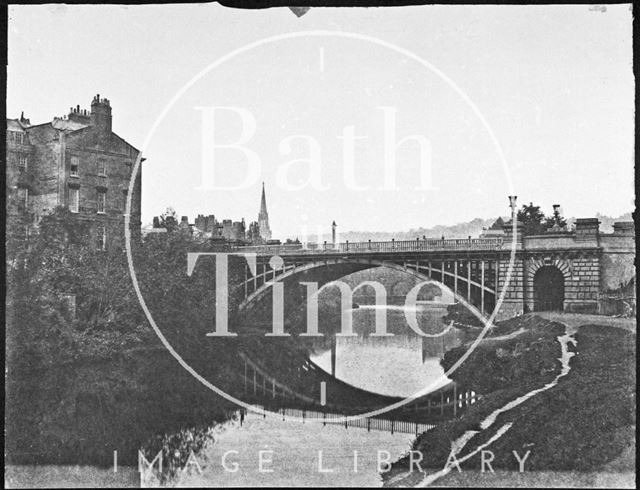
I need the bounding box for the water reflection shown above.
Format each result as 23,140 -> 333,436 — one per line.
310,304 -> 464,397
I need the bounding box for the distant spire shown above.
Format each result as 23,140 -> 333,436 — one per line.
260,182 -> 268,215
258,182 -> 272,240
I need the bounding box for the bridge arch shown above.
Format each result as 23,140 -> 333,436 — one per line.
527,258 -> 572,282
526,258 -> 571,312
237,258 -> 482,332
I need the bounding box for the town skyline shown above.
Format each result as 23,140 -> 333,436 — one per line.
149,185 -> 633,242
7,4 -> 634,238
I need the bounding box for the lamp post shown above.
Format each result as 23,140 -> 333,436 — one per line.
331,221 -> 337,248
508,195 -> 519,238
508,195 -> 518,216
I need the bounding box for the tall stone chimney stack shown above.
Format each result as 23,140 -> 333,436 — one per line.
90,94 -> 112,134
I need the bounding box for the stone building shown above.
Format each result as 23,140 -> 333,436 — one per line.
6,94 -> 143,249
152,212 -> 263,245
6,115 -> 35,242
220,219 -> 246,242
194,214 -> 217,234
151,185 -> 271,244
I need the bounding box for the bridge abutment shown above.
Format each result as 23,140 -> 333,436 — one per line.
496,258 -> 525,320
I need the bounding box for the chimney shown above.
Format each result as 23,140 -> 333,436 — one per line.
90,93 -> 112,133
68,103 -> 91,124
574,218 -> 600,241
552,204 -> 561,215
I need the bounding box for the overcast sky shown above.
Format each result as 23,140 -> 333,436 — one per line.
7,4 -> 634,238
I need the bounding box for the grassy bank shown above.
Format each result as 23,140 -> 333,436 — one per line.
385,314 -> 636,485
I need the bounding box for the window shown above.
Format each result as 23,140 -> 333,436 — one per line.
18,156 -> 27,170
70,156 -> 79,177
8,131 -> 24,144
98,159 -> 107,176
97,190 -> 106,213
97,226 -> 106,250
17,187 -> 28,207
69,188 -> 79,213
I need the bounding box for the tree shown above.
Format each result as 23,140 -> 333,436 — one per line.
158,207 -> 179,232
517,202 -> 547,235
544,207 -> 568,231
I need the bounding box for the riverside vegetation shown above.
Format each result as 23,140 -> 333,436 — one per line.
5,208 -> 249,473
384,303 -> 636,484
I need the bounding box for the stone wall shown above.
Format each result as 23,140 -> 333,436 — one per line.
600,233 -> 636,292
564,255 -> 600,313
496,258 -> 524,320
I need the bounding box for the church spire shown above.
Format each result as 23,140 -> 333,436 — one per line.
260,182 -> 268,215
258,182 -> 272,241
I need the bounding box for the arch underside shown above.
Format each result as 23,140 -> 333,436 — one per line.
235,258 -> 496,331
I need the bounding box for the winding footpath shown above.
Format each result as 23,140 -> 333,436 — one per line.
386,319 -> 579,487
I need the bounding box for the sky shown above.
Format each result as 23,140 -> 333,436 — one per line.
7,4 -> 634,239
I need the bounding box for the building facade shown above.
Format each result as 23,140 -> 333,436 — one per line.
491,218 -> 636,317
6,94 -> 143,249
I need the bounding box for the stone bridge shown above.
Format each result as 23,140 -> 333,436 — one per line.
222,217 -> 634,327
183,214 -> 633,427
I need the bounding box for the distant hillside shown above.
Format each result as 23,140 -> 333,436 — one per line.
560,212 -> 633,234
304,212 -> 633,243
591,212 -> 633,233
332,217 -> 502,243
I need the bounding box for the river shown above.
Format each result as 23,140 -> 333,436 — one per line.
168,302 -> 464,486
310,304 -> 463,397
6,303 -> 464,487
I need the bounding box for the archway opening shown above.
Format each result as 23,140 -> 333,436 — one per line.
533,266 -> 565,311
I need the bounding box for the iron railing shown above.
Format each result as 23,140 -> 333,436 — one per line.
234,238 -> 504,255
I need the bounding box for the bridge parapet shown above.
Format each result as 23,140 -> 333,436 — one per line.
234,237 -> 505,256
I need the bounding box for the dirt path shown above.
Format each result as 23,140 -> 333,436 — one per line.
386,321 -> 579,487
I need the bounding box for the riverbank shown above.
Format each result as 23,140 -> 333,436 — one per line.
384,313 -> 636,487
5,347 -> 238,469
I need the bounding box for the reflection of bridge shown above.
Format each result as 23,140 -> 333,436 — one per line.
227,217 -> 634,323
237,350 -> 479,429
